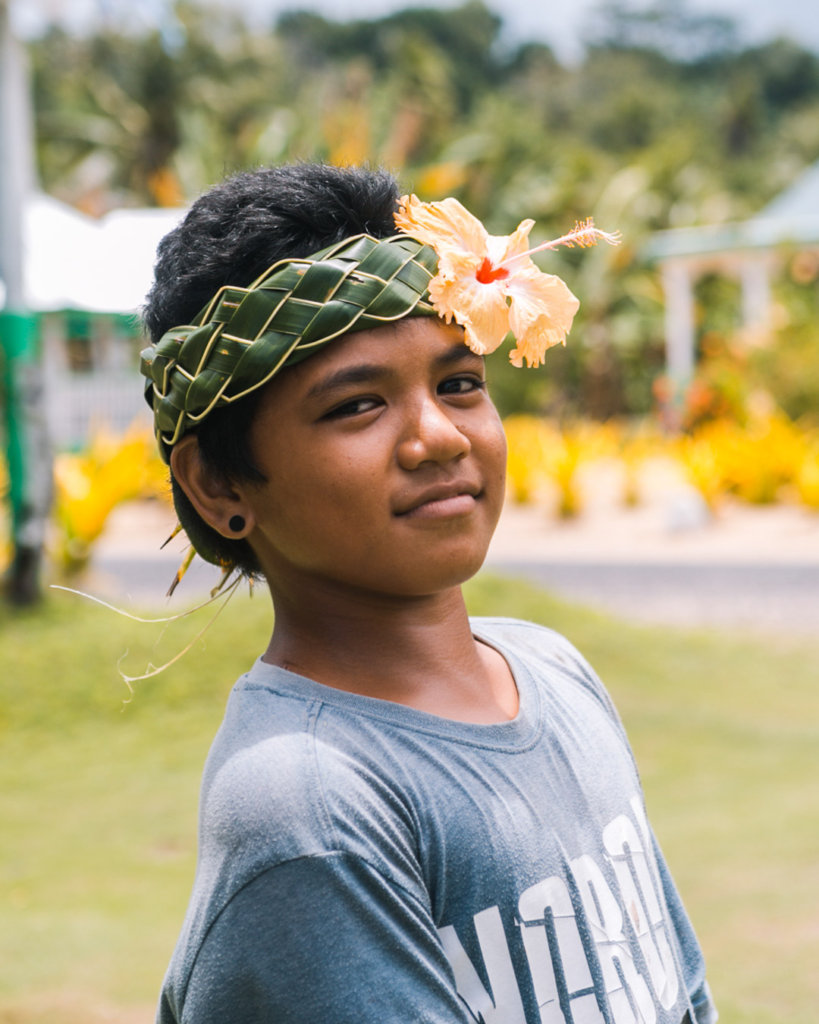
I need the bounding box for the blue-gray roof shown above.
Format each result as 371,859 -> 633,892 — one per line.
760,161 -> 819,219
645,161 -> 819,262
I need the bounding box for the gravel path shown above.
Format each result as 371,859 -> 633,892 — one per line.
86,497 -> 819,636
491,559 -> 819,635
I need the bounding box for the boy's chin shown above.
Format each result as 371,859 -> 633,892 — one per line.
401,549 -> 492,598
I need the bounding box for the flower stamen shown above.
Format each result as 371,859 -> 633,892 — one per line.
475,257 -> 510,284
497,218 -> 621,270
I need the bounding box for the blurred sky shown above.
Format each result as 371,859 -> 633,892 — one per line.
13,0 -> 819,63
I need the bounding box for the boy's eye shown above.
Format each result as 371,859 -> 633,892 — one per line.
323,396 -> 381,419
438,374 -> 486,396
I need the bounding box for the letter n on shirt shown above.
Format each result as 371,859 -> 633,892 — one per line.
438,906 -> 527,1023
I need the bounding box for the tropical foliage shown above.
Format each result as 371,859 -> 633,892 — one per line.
26,0 -> 819,421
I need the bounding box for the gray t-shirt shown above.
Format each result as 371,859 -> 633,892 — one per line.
158,617 -> 717,1024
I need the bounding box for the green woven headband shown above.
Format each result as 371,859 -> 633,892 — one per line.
141,232 -> 439,463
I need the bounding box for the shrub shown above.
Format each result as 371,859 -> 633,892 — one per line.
52,425 -> 168,575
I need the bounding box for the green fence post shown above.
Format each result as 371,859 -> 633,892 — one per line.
0,308 -> 51,604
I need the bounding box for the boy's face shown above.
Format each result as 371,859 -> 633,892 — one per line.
239,317 -> 507,601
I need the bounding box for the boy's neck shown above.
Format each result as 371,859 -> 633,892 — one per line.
262,584 -> 518,724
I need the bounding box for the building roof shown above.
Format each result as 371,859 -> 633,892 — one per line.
0,193 -> 186,313
645,160 -> 819,263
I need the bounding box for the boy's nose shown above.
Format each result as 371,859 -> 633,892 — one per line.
396,397 -> 471,470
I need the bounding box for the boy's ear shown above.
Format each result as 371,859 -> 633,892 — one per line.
170,436 -> 255,539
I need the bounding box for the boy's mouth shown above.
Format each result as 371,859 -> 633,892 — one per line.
394,481 -> 483,518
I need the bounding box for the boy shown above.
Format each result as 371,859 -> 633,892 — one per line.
141,163 -> 716,1023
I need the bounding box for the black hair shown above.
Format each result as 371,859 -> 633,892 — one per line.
142,164 -> 403,576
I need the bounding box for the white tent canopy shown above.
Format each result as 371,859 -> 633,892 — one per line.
0,193 -> 186,313
0,195 -> 187,446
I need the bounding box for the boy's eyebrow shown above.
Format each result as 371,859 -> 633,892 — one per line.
305,345 -> 483,400
304,363 -> 391,401
435,344 -> 485,370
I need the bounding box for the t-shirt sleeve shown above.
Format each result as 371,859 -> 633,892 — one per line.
651,834 -> 719,1024
171,851 -> 473,1024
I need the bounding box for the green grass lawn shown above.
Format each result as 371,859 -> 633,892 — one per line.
1,572 -> 817,1023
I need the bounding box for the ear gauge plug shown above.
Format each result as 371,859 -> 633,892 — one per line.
228,515 -> 246,534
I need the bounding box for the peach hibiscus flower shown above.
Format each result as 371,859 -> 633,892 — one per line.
395,194 -> 620,368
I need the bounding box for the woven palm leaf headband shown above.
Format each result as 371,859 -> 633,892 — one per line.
141,194 -> 620,465
141,232 -> 438,464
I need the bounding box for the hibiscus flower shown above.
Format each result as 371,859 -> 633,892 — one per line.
395,194 -> 620,368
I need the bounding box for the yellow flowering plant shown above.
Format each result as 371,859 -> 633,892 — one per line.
503,416 -> 618,519
0,457 -> 11,572
395,194 -> 620,368
796,450 -> 819,510
52,424 -> 168,576
675,433 -> 727,512
503,415 -> 555,504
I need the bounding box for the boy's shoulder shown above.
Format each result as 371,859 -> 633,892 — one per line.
199,673 -> 330,861
472,616 -> 621,723
471,614 -> 576,655
471,615 -> 593,679
195,662 -> 435,908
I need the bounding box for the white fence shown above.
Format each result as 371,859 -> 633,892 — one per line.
44,370 -> 152,450
41,312 -> 151,450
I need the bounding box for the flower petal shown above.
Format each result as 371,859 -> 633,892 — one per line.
506,269 -> 580,368
429,251 -> 511,355
395,194 -> 489,259
487,218 -> 535,270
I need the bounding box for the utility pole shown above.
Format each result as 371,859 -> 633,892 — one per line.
0,0 -> 51,604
